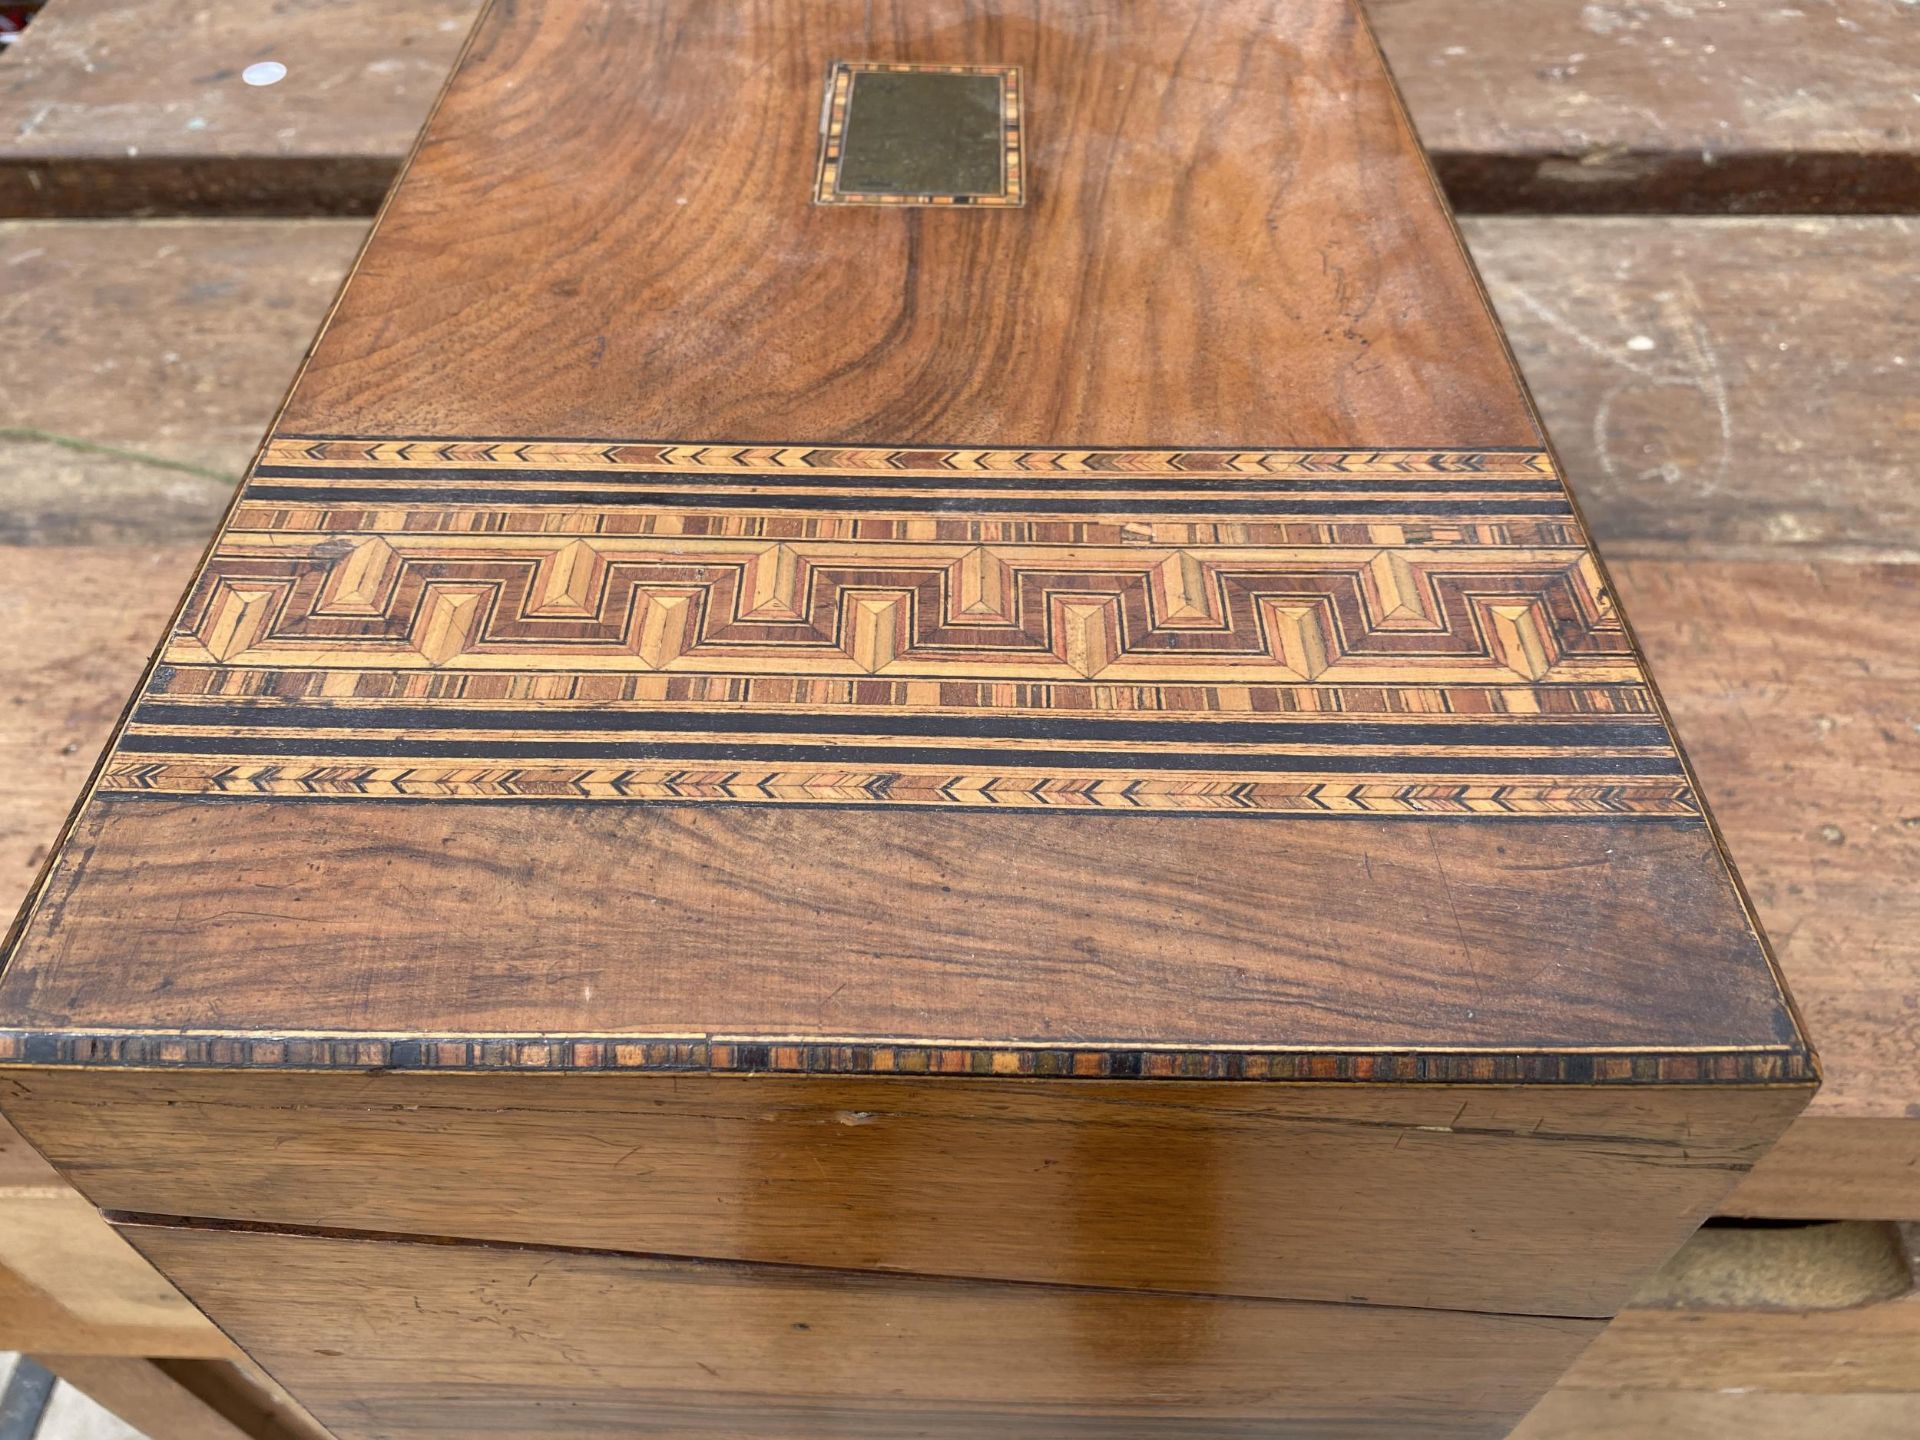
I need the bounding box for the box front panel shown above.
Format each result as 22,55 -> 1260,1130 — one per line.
118,1219 -> 1600,1440
2,1068 -> 1807,1319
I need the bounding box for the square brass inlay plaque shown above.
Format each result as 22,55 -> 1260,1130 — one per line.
815,62 -> 1024,207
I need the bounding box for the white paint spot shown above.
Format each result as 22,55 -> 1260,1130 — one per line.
1626,335 -> 1657,352
242,61 -> 288,87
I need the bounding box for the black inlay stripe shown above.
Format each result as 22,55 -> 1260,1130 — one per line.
132,702 -> 1672,751
242,484 -> 1575,517
118,733 -> 1686,774
251,464 -> 1567,494
273,432 -> 1558,456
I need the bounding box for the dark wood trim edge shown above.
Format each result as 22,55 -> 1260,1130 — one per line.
0,1030 -> 1817,1084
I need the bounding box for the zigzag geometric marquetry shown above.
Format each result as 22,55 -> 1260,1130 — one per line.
99,438 -> 1695,816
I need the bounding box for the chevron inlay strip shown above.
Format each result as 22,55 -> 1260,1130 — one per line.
99,438 -> 1695,816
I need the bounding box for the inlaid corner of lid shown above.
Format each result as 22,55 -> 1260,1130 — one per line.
814,61 -> 1024,207
100,435 -> 1697,819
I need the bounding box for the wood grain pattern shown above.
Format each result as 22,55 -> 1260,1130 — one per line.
1516,1392 -> 1920,1440
1728,1119 -> 1920,1222
1616,563 -> 1920,1127
0,546 -> 202,900
1519,1223 -> 1920,1437
29,1356 -> 260,1440
278,0 -> 1533,449
1,1068 -> 1806,1320
1,799 -> 1801,1069
117,1217 -> 1600,1440
1472,215 -> 1920,1212
0,1187 -> 225,1355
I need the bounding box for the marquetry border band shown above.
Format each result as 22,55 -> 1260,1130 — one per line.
93,436 -> 1696,817
0,1031 -> 1815,1085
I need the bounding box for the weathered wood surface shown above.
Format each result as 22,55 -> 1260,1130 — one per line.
0,219 -> 366,544
1519,1393 -> 1920,1439
0,1186 -> 229,1357
1373,0 -> 1920,214
1463,217 -> 1919,558
29,1356 -> 260,1440
0,218 -> 359,890
3,1 -> 1914,216
0,0 -> 481,216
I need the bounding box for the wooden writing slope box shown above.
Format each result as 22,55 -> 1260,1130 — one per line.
0,1 -> 1815,1436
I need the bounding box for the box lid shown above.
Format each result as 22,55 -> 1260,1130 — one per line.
0,0 -> 1813,1086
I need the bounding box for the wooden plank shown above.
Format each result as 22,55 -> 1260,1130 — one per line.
0,1260 -> 229,1359
5,2 -> 1914,218
1371,0 -> 1920,213
1463,215 -> 1920,559
1620,562 -> 1920,1140
0,545 -> 205,896
0,1184 -> 231,1357
1728,1119 -> 1920,1221
33,1357 -> 260,1440
0,0 -> 480,216
0,1108 -> 57,1187
0,219 -> 366,545
0,217 -> 360,895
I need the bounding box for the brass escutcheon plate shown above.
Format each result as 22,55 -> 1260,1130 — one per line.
815,61 -> 1024,207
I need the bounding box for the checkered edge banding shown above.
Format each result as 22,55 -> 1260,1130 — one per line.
0,1030 -> 1815,1084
